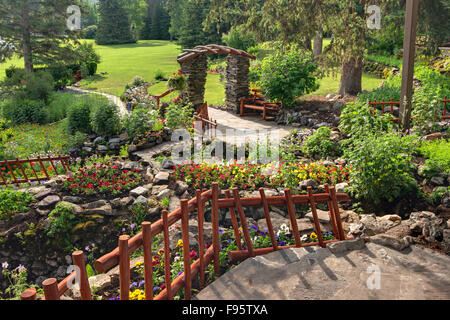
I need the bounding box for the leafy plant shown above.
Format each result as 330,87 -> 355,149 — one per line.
167,70 -> 187,91
0,189 -> 34,221
165,101 -> 194,131
256,48 -> 319,108
123,106 -> 160,139
90,102 -> 122,137
345,133 -> 418,210
46,203 -> 78,252
418,138 -> 450,178
67,100 -> 92,134
1,264 -> 41,300
302,127 -> 340,158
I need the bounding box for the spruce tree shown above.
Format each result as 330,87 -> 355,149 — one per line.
96,0 -> 136,45
0,0 -> 83,72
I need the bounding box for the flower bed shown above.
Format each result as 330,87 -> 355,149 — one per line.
173,161 -> 350,191
62,162 -> 142,197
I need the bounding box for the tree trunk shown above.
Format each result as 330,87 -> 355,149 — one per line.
22,5 -> 33,73
339,57 -> 362,96
313,26 -> 323,57
304,37 -> 312,52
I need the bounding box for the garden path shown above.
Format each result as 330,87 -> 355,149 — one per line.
195,242 -> 450,300
207,107 -> 297,143
66,86 -> 129,117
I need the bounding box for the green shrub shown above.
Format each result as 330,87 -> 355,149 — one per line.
165,102 -> 194,131
302,127 -> 340,158
67,100 -> 92,134
1,99 -> 47,125
418,139 -> 450,178
90,102 -> 122,136
0,189 -> 34,221
339,100 -> 396,142
256,48 -> 319,108
345,133 -> 418,209
13,71 -> 54,103
45,93 -> 76,123
123,106 -> 159,139
428,186 -> 450,206
154,70 -> 166,81
46,203 -> 78,252
222,26 -> 257,52
132,76 -> 146,87
82,25 -> 98,39
67,131 -> 88,150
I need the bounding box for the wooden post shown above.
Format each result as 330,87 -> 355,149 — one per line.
259,188 -> 278,251
329,187 -> 345,241
211,183 -> 221,275
20,288 -> 37,300
224,190 -> 243,251
399,0 -> 420,131
307,187 -> 325,248
119,235 -> 130,300
72,251 -> 92,300
196,190 -> 206,287
181,199 -> 192,300
162,210 -> 172,300
232,188 -> 255,257
284,188 -> 302,247
142,222 -> 153,300
42,278 -> 59,300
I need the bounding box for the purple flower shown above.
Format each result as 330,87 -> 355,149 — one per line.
17,265 -> 25,272
279,241 -> 286,246
2,262 -> 8,269
153,287 -> 159,292
85,246 -> 90,251
130,223 -> 136,230
139,280 -> 145,287
178,271 -> 184,276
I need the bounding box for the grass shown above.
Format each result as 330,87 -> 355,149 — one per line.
365,54 -> 403,68
0,39 -> 383,104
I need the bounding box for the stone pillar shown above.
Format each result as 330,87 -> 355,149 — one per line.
181,55 -> 208,110
226,55 -> 250,114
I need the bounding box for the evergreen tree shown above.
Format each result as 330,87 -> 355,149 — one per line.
0,0 -> 83,72
96,0 -> 136,45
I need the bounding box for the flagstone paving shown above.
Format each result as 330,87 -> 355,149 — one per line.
195,242 -> 450,300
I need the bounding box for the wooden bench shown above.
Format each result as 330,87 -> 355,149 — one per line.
240,89 -> 280,121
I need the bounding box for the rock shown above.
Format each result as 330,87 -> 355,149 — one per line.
359,214 -> 400,235
175,181 -> 189,196
82,147 -> 93,153
119,132 -> 129,142
85,204 -> 113,216
154,171 -> 170,185
59,202 -> 84,215
145,168 -> 154,182
299,179 -> 318,190
161,158 -> 175,170
335,183 -> 349,194
327,238 -> 365,254
26,186 -> 47,195
123,162 -> 140,171
44,180 -> 58,188
130,186 -> 149,198
157,189 -> 172,200
83,200 -> 109,210
109,138 -> 121,145
305,210 -> 331,224
97,145 -> 108,152
34,188 -> 54,200
93,137 -> 103,145
133,196 -> 148,209
431,176 -> 445,186
385,222 -> 412,239
424,133 -> 444,141
120,197 -> 134,208
88,274 -> 112,292
326,94 -> 336,100
366,234 -> 410,251
332,101 -> 345,112
65,255 -> 72,264
62,196 -> 83,204
37,195 -> 61,210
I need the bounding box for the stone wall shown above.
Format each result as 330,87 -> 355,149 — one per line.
226,55 -> 250,114
181,55 -> 208,109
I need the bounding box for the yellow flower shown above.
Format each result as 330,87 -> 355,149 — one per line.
176,240 -> 183,248
310,232 -> 318,240
135,261 -> 143,267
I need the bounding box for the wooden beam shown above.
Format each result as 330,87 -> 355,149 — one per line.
399,0 -> 420,131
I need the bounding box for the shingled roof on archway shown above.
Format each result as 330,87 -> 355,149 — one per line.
177,44 -> 256,64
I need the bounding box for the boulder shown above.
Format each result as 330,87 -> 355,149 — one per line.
161,158 -> 175,170
83,200 -> 109,210
133,196 -> 148,209
34,188 -> 54,201
37,195 -> 61,210
157,189 -> 172,200
88,274 -> 112,292
59,202 -> 84,215
327,238 -> 365,254
335,183 -> 349,194
154,171 -> 170,185
130,186 -> 149,198
299,179 -> 318,190
366,234 -> 410,252
62,196 -> 83,204
305,210 -> 331,224
431,176 -> 445,186
84,204 -> 113,216
174,181 -> 189,196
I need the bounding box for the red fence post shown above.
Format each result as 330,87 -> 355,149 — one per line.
211,183 -> 221,275
196,190 -> 206,287
232,188 -> 255,257
259,188 -> 278,251
329,187 -> 345,241
181,199 -> 192,300
42,278 -> 59,300
284,188 -> 302,247
20,288 -> 37,300
162,210 -> 172,300
72,251 -> 92,300
224,190 -> 243,251
307,187 -> 325,248
119,235 -> 130,300
142,222 -> 153,300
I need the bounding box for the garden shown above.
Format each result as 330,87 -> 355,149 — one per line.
0,0 -> 449,302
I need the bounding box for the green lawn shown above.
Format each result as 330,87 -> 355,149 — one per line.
0,39 -> 383,104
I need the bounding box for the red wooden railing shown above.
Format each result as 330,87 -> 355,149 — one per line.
369,96 -> 450,122
154,88 -> 176,108
0,155 -> 71,187
194,103 -> 217,138
21,182 -> 350,301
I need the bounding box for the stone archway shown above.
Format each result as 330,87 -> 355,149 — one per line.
177,44 -> 256,113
